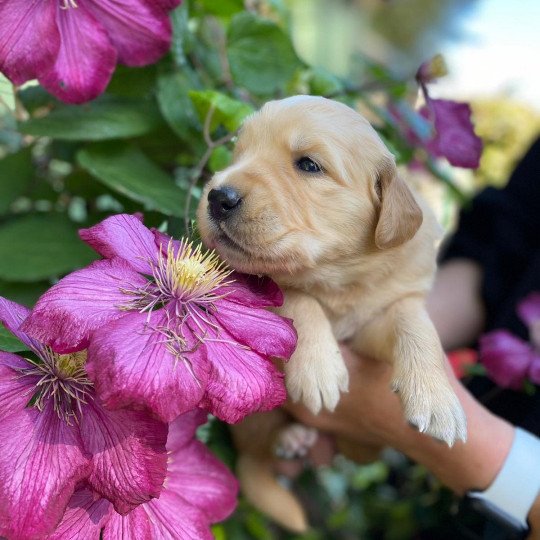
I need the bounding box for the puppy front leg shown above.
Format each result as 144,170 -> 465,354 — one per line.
356,296 -> 467,446
276,290 -> 349,414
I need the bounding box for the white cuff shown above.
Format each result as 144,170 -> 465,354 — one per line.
469,427 -> 540,529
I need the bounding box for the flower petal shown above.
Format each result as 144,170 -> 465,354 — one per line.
479,330 -> 533,390
87,310 -> 210,422
166,409 -> 208,450
0,401 -> 91,540
517,292 -> 540,326
22,258 -> 145,353
529,354 -> 540,385
202,330 -> 286,423
39,3 -> 117,104
105,491 -> 214,540
79,400 -> 168,515
422,98 -> 483,169
85,0 -> 173,66
0,296 -> 42,352
47,488 -> 112,540
0,0 -> 59,85
0,353 -> 37,421
216,273 -> 285,308
212,298 -> 297,358
79,214 -> 158,274
167,438 -> 238,523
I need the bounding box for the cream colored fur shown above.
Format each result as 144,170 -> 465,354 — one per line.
197,95 -> 467,530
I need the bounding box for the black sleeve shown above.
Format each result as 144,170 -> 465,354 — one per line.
442,137 -> 540,337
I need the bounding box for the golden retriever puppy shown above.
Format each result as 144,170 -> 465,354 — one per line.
196,95 -> 467,529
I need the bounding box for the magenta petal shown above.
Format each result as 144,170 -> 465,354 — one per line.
422,98 -> 483,169
213,299 -> 297,358
479,330 -> 533,390
167,438 -> 238,523
203,333 -> 286,423
47,488 -> 112,540
0,402 -> 91,540
80,214 -> 158,274
0,0 -> 59,85
216,273 -> 285,308
22,258 -> 146,353
166,409 -> 207,450
517,292 -> 540,326
103,505 -> 152,540
529,354 -> 540,385
87,310 -> 210,422
79,400 -> 168,515
85,0 -> 173,66
0,353 -> 37,420
39,3 -> 117,104
106,491 -> 214,540
0,296 -> 42,352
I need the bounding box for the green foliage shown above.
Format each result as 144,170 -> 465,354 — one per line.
0,1 -> 473,537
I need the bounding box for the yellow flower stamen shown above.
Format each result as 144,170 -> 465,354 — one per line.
56,350 -> 88,378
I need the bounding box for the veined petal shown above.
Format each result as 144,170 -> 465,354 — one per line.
80,214 -> 158,274
85,0 -> 173,66
105,491 -> 213,540
22,258 -> 145,353
202,330 -> 286,423
213,299 -> 297,358
0,296 -> 42,352
0,401 -> 91,540
79,400 -> 168,515
165,409 -> 207,451
215,273 -> 285,308
0,353 -> 37,421
149,0 -> 182,10
167,438 -> 238,523
0,0 -> 59,85
87,310 -> 210,422
47,488 -> 112,540
39,2 -> 117,104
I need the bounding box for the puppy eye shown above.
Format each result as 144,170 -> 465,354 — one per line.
295,157 -> 322,173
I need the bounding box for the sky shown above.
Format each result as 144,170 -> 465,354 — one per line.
436,0 -> 540,110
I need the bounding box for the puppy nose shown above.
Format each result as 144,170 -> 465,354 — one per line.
208,186 -> 242,221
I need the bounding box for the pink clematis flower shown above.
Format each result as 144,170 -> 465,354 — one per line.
479,293 -> 540,389
404,56 -> 484,169
0,296 -> 168,540
23,214 -> 297,424
0,0 -> 181,104
48,411 -> 238,540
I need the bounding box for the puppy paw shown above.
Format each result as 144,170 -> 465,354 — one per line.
286,349 -> 349,414
274,424 -> 318,459
393,376 -> 467,446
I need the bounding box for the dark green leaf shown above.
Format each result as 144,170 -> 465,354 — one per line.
0,213 -> 96,281
196,0 -> 244,18
0,323 -> 28,353
106,65 -> 157,98
0,146 -> 34,214
0,280 -> 50,307
157,67 -> 201,139
227,12 -> 302,95
78,144 -> 186,217
209,146 -> 232,172
19,97 -> 164,141
189,90 -> 253,132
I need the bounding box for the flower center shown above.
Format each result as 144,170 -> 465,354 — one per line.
19,348 -> 92,425
60,0 -> 78,9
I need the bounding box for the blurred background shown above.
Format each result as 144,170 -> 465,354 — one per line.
0,0 -> 538,538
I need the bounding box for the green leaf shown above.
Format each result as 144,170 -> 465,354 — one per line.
227,12 -> 302,95
0,146 -> 34,215
0,280 -> 50,308
0,213 -> 96,282
0,323 -> 28,353
209,146 -> 232,172
78,143 -> 187,217
189,90 -> 253,132
197,0 -> 244,18
19,97 -> 164,141
157,67 -> 201,139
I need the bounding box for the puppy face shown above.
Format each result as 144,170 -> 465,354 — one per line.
197,95 -> 421,278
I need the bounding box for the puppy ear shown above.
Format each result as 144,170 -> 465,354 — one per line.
374,158 -> 423,249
